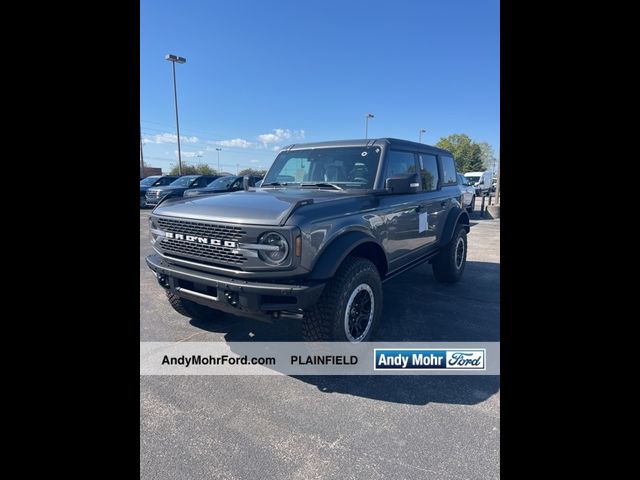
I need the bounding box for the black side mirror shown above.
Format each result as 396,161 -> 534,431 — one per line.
385,173 -> 420,194
243,175 -> 256,190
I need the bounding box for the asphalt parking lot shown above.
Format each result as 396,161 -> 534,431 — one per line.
140,206 -> 500,479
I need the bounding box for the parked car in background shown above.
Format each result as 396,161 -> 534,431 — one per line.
183,175 -> 263,198
140,175 -> 180,207
457,173 -> 476,213
464,171 -> 493,196
145,175 -> 220,206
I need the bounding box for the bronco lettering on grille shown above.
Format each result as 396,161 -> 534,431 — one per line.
164,231 -> 237,248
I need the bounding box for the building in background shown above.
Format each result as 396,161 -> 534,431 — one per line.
141,166 -> 162,178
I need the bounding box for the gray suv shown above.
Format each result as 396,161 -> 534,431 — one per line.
146,138 -> 470,342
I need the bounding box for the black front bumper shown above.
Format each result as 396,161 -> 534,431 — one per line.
146,254 -> 325,321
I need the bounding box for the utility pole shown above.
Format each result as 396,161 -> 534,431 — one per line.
365,113 -> 374,139
216,147 -> 222,173
495,150 -> 500,205
140,125 -> 145,178
419,129 -> 426,143
165,54 -> 187,175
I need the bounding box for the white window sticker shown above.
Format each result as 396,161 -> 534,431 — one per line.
419,212 -> 428,233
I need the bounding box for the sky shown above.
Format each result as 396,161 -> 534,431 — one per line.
141,0 -> 499,174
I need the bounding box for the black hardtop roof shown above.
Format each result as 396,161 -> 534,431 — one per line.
282,138 -> 452,156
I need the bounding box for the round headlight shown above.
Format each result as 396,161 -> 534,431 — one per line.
258,232 -> 289,264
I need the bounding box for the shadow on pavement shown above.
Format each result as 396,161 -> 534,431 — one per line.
187,260 -> 500,405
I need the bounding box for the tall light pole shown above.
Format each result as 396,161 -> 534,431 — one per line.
140,124 -> 145,178
165,54 -> 187,175
236,163 -> 240,175
365,113 -> 374,139
216,147 -> 222,173
419,129 -> 426,143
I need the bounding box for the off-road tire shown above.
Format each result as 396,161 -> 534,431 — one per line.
302,257 -> 382,342
432,225 -> 467,283
165,290 -> 224,321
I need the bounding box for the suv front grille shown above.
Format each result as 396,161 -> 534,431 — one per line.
156,217 -> 248,265
157,218 -> 246,241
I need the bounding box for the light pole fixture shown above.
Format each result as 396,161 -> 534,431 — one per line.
365,113 -> 374,139
215,147 -> 222,173
165,54 -> 187,175
419,129 -> 426,143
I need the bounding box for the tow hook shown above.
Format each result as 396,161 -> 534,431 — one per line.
224,291 -> 239,307
157,274 -> 170,289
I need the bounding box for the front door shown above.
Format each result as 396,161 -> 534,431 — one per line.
378,149 -> 427,271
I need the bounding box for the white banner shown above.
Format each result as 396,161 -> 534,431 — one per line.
140,342 -> 500,375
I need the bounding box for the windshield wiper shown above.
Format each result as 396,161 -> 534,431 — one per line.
300,182 -> 344,191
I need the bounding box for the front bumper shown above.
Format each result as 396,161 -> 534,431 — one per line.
146,254 -> 325,321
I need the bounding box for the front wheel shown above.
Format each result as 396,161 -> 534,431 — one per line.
302,257 -> 382,342
432,225 -> 467,283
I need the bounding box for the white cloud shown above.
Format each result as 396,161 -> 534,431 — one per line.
176,150 -> 205,158
211,138 -> 254,149
250,159 -> 259,164
257,128 -> 305,146
272,145 -> 282,151
145,133 -> 199,144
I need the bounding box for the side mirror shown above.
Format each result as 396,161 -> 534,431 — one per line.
243,175 -> 256,190
385,173 -> 420,194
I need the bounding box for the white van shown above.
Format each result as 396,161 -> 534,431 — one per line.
464,171 -> 493,196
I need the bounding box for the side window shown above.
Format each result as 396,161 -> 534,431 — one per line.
231,178 -> 242,190
193,177 -> 208,188
384,150 -> 418,184
440,155 -> 457,185
418,154 -> 439,191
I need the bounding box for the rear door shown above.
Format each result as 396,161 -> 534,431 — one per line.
435,154 -> 460,243
415,152 -> 447,249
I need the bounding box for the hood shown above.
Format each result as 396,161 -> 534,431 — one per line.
153,188 -> 359,226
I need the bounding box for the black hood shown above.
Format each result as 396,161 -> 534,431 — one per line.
153,188 -> 361,226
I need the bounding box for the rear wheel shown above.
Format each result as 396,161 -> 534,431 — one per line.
165,290 -> 224,321
432,225 -> 467,283
302,257 -> 382,342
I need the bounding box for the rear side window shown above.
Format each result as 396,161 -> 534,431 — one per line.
418,154 -> 439,191
440,155 -> 457,185
384,150 -> 418,183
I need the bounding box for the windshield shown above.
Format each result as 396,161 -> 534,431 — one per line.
140,176 -> 160,186
262,146 -> 381,190
169,176 -> 198,187
206,176 -> 238,190
465,176 -> 480,184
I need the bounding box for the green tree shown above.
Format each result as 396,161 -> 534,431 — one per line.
435,134 -> 484,173
169,163 -> 218,176
238,168 -> 267,177
478,142 -> 496,171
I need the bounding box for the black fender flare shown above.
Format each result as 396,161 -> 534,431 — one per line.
307,231 -> 386,280
441,207 -> 470,244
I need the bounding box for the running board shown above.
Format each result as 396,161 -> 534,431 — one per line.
382,251 -> 438,283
